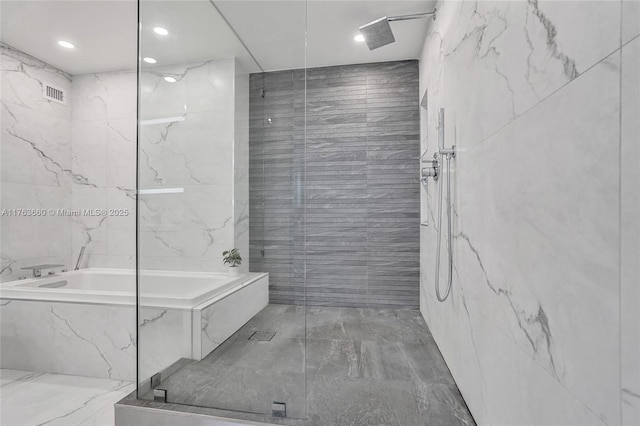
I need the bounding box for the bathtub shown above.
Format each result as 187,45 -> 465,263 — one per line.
0,268 -> 268,382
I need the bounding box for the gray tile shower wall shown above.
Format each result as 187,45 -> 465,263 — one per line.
249,61 -> 420,309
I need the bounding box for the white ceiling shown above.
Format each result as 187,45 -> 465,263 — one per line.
138,1 -> 260,73
0,0 -> 435,75
0,0 -> 260,75
215,0 -> 436,71
1,1 -> 138,75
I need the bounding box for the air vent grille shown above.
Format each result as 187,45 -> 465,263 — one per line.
43,83 -> 66,105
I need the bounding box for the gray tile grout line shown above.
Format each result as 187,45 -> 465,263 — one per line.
250,62 -> 420,309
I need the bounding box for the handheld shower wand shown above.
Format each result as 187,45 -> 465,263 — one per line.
75,245 -> 86,271
434,108 -> 455,302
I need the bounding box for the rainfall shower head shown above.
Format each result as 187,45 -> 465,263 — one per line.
359,17 -> 395,50
358,10 -> 437,51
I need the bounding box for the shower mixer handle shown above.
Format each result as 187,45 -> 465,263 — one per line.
421,158 -> 440,182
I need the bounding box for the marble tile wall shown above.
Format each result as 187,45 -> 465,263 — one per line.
249,61 -> 420,308
0,44 -> 73,281
418,1 -> 639,424
71,70 -> 137,270
0,44 -> 137,280
1,299 -> 136,380
0,297 -> 191,383
620,19 -> 640,425
194,274 -> 268,359
138,58 -> 249,272
2,48 -> 249,277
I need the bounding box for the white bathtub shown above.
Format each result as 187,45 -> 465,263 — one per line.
2,268 -> 259,308
0,268 -> 268,382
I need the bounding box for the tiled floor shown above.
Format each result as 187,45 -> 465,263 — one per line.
0,369 -> 135,426
147,304 -> 475,426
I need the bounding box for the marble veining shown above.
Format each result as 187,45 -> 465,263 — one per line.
420,0 -> 620,154
1,43 -> 138,280
50,306 -> 115,378
195,275 -> 268,359
140,310 -> 168,327
70,70 -> 137,270
1,290 -> 209,383
2,102 -> 72,187
1,299 -> 136,380
420,0 -> 633,424
457,230 -> 559,380
0,369 -> 134,426
137,57 -> 249,272
1,45 -> 73,282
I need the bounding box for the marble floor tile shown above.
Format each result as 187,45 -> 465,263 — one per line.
199,333 -> 257,368
313,339 -> 419,381
399,342 -> 457,386
315,338 -> 364,378
306,375 -> 423,426
0,369 -> 135,426
330,308 -> 374,340
305,307 -> 342,339
148,360 -> 307,418
0,370 -> 38,386
413,382 -> 475,426
78,402 -> 119,426
143,361 -> 227,402
301,339 -> 332,375
143,305 -> 474,425
360,340 -> 414,381
363,309 -> 433,344
201,335 -> 306,374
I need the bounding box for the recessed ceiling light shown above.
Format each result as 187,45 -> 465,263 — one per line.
143,57 -> 157,64
58,40 -> 75,49
354,34 -> 365,43
164,76 -> 177,83
153,27 -> 169,36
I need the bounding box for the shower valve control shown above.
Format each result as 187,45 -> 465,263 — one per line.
421,158 -> 440,183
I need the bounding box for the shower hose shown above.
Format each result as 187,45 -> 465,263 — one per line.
435,154 -> 453,302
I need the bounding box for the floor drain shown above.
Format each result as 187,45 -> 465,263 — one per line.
249,331 -> 276,341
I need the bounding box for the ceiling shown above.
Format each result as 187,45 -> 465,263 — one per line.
138,1 -> 260,73
0,0 -> 435,75
0,0 -> 259,75
0,1 -> 138,75
215,0 -> 436,71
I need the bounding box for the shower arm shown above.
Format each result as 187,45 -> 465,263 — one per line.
387,10 -> 437,22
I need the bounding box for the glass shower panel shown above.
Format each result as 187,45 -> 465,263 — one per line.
137,0 -> 307,418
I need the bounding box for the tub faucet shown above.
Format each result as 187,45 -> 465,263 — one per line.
21,264 -> 64,278
75,246 -> 86,270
